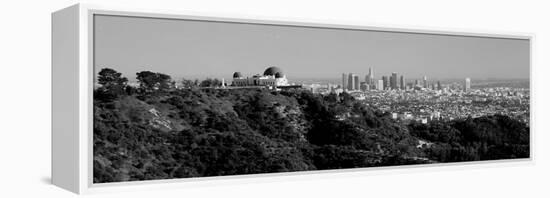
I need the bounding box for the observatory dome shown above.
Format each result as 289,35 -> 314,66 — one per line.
263,67 -> 284,77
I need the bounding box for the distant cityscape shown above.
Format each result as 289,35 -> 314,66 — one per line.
300,67 -> 530,126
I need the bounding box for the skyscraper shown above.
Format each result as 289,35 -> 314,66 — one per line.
377,79 -> 384,91
437,81 -> 442,90
348,73 -> 354,90
400,75 -> 405,90
368,67 -> 374,84
365,74 -> 371,86
342,73 -> 347,90
423,76 -> 428,88
464,78 -> 471,92
391,72 -> 398,90
389,75 -> 394,90
382,76 -> 389,90
353,74 -> 360,91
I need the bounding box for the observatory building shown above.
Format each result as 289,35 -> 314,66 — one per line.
232,67 -> 290,87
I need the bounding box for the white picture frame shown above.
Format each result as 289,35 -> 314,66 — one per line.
52,3 -> 534,194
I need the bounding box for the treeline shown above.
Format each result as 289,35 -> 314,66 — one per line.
93,68 -> 529,183
94,68 -> 226,101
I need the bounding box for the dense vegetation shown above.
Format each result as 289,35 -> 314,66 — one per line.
93,68 -> 529,183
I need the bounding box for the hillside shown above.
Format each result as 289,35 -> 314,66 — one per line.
93,88 -> 529,183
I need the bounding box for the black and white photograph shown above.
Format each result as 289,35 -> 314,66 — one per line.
92,14 -> 530,183
6,0 -> 550,197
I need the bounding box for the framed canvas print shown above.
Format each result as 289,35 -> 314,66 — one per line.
52,4 -> 533,194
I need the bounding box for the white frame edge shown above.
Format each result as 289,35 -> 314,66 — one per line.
51,3 -> 535,194
52,4 -> 91,194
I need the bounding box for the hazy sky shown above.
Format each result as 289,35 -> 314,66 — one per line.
94,15 -> 530,82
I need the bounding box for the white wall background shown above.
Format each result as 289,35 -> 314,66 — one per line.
0,0 -> 547,197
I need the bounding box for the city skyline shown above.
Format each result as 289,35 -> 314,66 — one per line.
337,67 -> 512,92
94,15 -> 530,81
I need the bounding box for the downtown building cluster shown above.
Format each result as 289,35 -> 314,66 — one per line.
341,68 -> 471,92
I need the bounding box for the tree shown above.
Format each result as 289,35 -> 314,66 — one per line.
95,68 -> 128,100
325,92 -> 339,103
98,68 -> 127,89
339,92 -> 354,106
136,71 -> 172,92
181,78 -> 196,89
199,78 -> 222,87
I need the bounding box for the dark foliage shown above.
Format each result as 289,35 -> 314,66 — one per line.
136,71 -> 172,93
95,68 -> 128,101
408,115 -> 529,162
199,78 -> 222,88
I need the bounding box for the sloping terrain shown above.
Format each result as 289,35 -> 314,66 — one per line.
93,89 -> 529,183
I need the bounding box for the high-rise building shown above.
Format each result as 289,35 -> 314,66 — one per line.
353,75 -> 359,91
389,75 -> 394,90
423,76 -> 428,88
415,79 -> 419,86
382,76 -> 389,90
365,75 -> 370,85
347,73 -> 354,90
342,73 -> 347,90
464,78 -> 471,92
377,79 -> 384,91
389,73 -> 394,89
400,75 -> 405,90
368,67 -> 374,84
437,81 -> 442,90
391,72 -> 398,90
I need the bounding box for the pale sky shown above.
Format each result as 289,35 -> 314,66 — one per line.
94,14 -> 530,81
